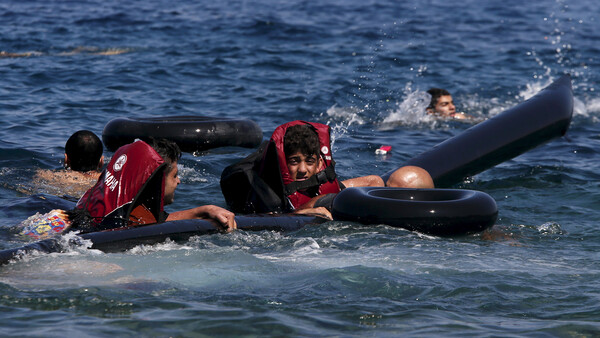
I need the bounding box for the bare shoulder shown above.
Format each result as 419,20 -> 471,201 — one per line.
35,169 -> 98,183
34,169 -> 100,196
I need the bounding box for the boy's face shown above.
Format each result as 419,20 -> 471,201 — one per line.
286,152 -> 324,181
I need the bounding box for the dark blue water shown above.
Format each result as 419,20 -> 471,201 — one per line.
1,0 -> 599,335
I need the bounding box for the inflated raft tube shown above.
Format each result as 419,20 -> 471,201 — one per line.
331,187 -> 497,236
382,75 -> 574,187
0,214 -> 323,266
102,116 -> 263,153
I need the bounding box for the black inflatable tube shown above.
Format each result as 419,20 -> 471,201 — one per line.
102,116 -> 264,153
0,215 -> 323,266
331,187 -> 498,236
382,75 -> 573,187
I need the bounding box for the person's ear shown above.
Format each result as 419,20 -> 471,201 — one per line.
97,155 -> 104,170
64,153 -> 70,169
426,108 -> 434,114
318,157 -> 325,170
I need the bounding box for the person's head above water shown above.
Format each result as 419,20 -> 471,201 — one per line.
283,124 -> 324,182
426,88 -> 456,117
148,138 -> 182,205
148,137 -> 181,173
64,130 -> 104,172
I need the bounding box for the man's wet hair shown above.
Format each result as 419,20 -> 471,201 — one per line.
427,88 -> 451,110
65,130 -> 103,172
148,138 -> 181,171
284,125 -> 320,158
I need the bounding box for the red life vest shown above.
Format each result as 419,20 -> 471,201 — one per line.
76,140 -> 166,229
268,121 -> 342,209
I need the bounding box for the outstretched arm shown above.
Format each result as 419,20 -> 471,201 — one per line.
293,195 -> 333,220
167,205 -> 237,232
341,175 -> 384,188
293,206 -> 332,220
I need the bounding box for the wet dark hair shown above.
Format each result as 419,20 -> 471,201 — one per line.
284,125 -> 320,158
65,130 -> 103,172
427,88 -> 451,110
148,138 -> 181,170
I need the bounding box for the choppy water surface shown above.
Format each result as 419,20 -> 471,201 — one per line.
0,0 -> 599,335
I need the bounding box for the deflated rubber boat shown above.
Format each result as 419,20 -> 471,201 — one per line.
0,75 -> 574,265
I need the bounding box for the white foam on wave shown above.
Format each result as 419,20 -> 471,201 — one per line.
482,80 -> 553,118
177,163 -> 209,183
0,235 -> 252,290
518,78 -> 553,101
323,104 -> 365,126
321,104 -> 366,147
255,237 -> 322,262
586,98 -> 600,114
0,233 -> 127,290
381,89 -> 436,126
509,77 -> 590,119
127,238 -> 194,255
573,97 -> 588,118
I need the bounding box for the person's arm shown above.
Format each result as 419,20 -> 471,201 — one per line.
292,195 -> 333,220
341,175 -> 384,188
291,175 -> 383,220
293,174 -> 384,219
450,112 -> 473,120
293,206 -> 332,220
167,205 -> 237,232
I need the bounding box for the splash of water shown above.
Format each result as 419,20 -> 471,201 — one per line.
382,89 -> 434,126
177,164 -> 209,183
322,104 -> 366,146
517,78 -> 589,118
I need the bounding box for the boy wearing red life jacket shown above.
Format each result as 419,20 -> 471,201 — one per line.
271,121 -> 434,218
71,138 -> 236,232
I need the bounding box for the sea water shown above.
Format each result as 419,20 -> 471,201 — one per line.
0,0 -> 599,336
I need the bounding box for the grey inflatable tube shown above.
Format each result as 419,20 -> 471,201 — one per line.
102,116 -> 264,153
382,75 -> 574,187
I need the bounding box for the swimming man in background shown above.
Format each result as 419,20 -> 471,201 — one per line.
426,88 -> 471,120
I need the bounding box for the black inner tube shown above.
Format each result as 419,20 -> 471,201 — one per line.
102,116 -> 264,152
331,187 -> 498,236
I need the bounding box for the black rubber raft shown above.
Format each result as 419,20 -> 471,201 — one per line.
0,75 -> 573,265
102,116 -> 264,153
